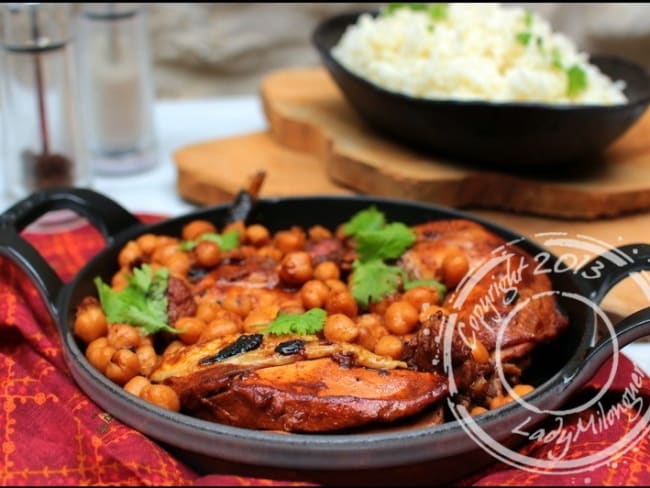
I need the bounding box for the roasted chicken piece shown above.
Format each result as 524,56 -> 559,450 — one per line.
400,219 -> 568,406
166,357 -> 447,432
151,333 -> 447,432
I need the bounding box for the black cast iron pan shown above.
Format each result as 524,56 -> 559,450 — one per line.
2,187 -> 650,484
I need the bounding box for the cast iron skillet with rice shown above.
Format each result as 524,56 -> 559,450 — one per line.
312,3 -> 650,169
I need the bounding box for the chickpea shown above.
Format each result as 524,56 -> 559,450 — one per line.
243,306 -> 278,332
279,251 -> 313,285
308,225 -> 332,241
118,240 -> 142,269
111,268 -> 130,291
85,338 -> 116,374
221,293 -> 252,318
107,323 -> 142,350
135,233 -> 159,255
374,335 -> 404,359
163,340 -> 185,357
274,228 -> 306,254
176,317 -> 207,345
245,224 -> 271,246
470,406 -> 488,416
300,280 -> 330,309
194,240 -> 221,267
324,314 -> 359,343
222,220 -> 246,237
357,323 -> 388,351
280,304 -> 305,315
356,313 -> 384,330
368,294 -> 400,316
325,291 -> 358,318
442,251 -> 469,289
74,298 -> 108,344
182,219 -> 216,241
135,345 -> 158,376
199,318 -> 241,343
257,245 -> 283,262
403,286 -> 439,312
324,279 -> 348,294
165,251 -> 192,277
512,384 -> 534,398
140,384 -> 180,412
105,349 -> 141,386
124,375 -> 151,397
313,261 -> 340,281
151,243 -> 180,265
196,300 -> 221,323
384,301 -> 419,335
488,395 -> 513,410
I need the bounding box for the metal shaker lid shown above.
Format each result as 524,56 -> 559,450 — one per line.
1,3 -> 73,51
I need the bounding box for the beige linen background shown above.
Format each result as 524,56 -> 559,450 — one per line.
147,2 -> 650,99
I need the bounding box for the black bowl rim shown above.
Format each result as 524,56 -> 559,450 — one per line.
312,9 -> 650,112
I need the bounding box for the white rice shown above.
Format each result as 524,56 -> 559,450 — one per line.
331,3 -> 627,105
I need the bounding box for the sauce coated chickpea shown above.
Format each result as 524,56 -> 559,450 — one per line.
124,375 -> 151,397
194,240 -> 221,267
199,318 -> 241,343
324,314 -> 359,343
313,261 -> 340,281
135,344 -> 158,376
442,251 -> 469,289
384,301 -> 419,335
107,323 -> 142,350
182,220 -> 216,241
374,335 -> 404,359
279,251 -> 313,285
325,291 -> 358,318
74,299 -> 108,344
86,338 -> 116,374
274,228 -> 306,254
403,286 -> 439,312
105,349 -> 141,385
118,241 -> 142,269
176,317 -> 207,345
140,384 -> 181,412
245,224 -> 271,246
300,280 -> 330,309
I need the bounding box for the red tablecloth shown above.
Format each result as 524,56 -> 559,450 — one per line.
1,214 -> 649,486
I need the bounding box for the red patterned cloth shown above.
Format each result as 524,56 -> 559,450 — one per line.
1,214 -> 649,486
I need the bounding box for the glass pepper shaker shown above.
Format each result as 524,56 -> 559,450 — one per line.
0,2 -> 90,201
76,3 -> 159,175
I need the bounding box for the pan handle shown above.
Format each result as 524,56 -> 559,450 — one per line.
577,243 -> 650,304
565,306 -> 650,391
0,187 -> 143,302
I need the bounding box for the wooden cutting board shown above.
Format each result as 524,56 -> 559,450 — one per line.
258,67 -> 650,220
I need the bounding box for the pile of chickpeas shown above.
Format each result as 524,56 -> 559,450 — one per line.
74,216 -> 502,415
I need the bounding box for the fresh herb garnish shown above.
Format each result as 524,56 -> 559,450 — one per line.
355,222 -> 416,262
263,308 -> 327,336
550,48 -> 563,69
384,3 -> 448,20
343,207 -> 445,308
181,229 -> 240,252
350,259 -> 406,309
343,205 -> 386,237
566,64 -> 588,97
515,32 -> 532,46
523,10 -> 534,28
428,3 -> 448,20
94,264 -> 176,335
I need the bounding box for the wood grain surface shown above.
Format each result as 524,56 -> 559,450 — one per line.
261,67 -> 650,220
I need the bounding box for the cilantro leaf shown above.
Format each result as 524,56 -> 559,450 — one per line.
263,308 -> 327,336
567,64 -> 588,97
523,10 -> 533,28
384,3 -> 426,15
403,278 -> 447,301
515,32 -> 532,46
428,3 -> 448,20
350,259 -> 406,308
181,229 -> 240,252
550,48 -> 563,69
343,206 -> 386,237
94,264 -> 175,335
355,222 -> 416,262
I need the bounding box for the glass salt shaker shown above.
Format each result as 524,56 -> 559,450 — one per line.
77,3 -> 159,175
0,3 -> 90,201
